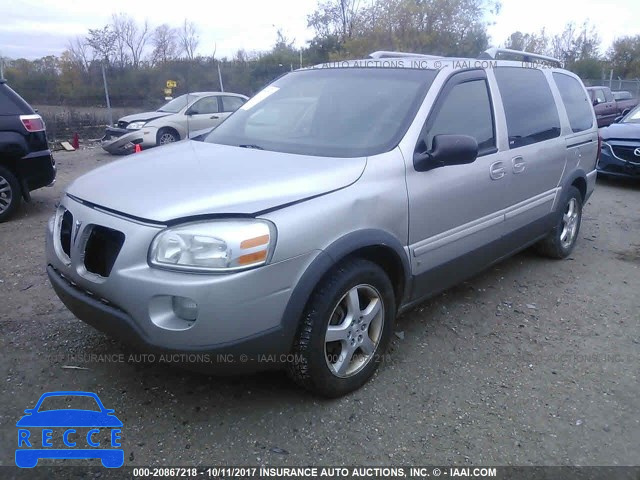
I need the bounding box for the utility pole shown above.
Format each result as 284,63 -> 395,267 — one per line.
299,50 -> 302,69
101,63 -> 113,126
608,69 -> 613,89
0,55 -> 4,79
217,62 -> 224,92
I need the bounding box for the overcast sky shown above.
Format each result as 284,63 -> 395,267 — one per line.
1,0 -> 638,60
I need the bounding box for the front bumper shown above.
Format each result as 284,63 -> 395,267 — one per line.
45,196 -> 319,371
101,127 -> 158,155
598,142 -> 640,178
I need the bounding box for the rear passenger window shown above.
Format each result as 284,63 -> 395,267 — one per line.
552,73 -> 593,133
221,96 -> 246,112
494,68 -> 561,148
423,79 -> 495,154
190,96 -> 219,114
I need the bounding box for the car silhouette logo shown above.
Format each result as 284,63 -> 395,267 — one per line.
634,148 -> 640,157
15,391 -> 123,468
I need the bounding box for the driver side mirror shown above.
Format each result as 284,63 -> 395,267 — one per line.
413,134 -> 479,172
185,107 -> 199,116
592,98 -> 600,106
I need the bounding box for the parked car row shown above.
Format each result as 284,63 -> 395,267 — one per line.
586,86 -> 639,127
100,92 -> 248,154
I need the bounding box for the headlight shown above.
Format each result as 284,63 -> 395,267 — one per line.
127,121 -> 146,130
149,219 -> 276,272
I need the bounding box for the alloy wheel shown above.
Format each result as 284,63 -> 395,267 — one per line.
0,176 -> 13,214
324,284 -> 384,378
560,197 -> 579,249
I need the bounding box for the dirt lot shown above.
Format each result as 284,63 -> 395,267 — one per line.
0,148 -> 638,474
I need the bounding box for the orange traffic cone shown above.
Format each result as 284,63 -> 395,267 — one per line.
71,133 -> 79,150
134,144 -> 142,153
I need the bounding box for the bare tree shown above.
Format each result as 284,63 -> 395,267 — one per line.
550,21 -> 600,66
111,13 -> 150,68
67,36 -> 92,71
308,0 -> 362,41
86,25 -> 118,65
110,14 -> 130,67
178,19 -> 200,60
151,24 -> 178,64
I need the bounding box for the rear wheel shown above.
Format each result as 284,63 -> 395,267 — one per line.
0,165 -> 21,223
288,258 -> 395,397
535,186 -> 582,259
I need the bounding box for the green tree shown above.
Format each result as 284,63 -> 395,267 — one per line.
607,35 -> 640,78
309,0 -> 498,59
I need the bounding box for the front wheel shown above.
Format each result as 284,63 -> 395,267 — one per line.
535,186 -> 583,259
156,128 -> 179,146
288,258 -> 395,397
0,165 -> 21,223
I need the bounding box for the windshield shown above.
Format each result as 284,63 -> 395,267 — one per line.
205,68 -> 438,157
37,395 -> 101,412
158,94 -> 190,113
622,105 -> 640,123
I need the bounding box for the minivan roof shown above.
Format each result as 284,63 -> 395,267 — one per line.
310,48 -> 567,73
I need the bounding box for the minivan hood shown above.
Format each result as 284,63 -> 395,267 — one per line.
119,111 -> 172,123
67,142 -> 366,222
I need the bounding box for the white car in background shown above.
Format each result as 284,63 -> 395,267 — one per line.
101,92 -> 248,154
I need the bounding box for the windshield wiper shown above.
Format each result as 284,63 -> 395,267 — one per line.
239,144 -> 264,150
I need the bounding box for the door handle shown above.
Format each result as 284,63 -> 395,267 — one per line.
210,115 -> 219,119
490,161 -> 506,180
512,156 -> 526,174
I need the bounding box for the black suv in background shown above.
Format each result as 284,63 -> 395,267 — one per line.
0,79 -> 56,222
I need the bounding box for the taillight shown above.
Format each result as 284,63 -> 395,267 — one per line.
20,114 -> 45,132
596,134 -> 602,163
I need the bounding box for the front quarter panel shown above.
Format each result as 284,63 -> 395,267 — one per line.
261,148 -> 409,264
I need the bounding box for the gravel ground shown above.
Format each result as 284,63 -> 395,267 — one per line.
0,148 -> 638,474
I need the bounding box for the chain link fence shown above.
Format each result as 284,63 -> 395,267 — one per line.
37,105 -> 141,144
18,61 -> 294,143
582,78 -> 640,98
24,65 -> 640,143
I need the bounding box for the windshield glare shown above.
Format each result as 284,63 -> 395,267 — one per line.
158,95 -> 190,113
622,105 -> 640,123
205,68 -> 438,157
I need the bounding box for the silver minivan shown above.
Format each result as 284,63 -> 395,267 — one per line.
46,49 -> 599,397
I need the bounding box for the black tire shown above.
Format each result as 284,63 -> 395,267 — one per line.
0,165 -> 21,223
535,186 -> 582,259
156,128 -> 179,146
287,258 -> 396,398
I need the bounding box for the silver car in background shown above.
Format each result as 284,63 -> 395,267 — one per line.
47,49 -> 598,397
101,92 -> 248,154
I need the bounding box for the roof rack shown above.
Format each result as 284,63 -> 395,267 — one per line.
480,48 -> 562,67
369,51 -> 442,60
